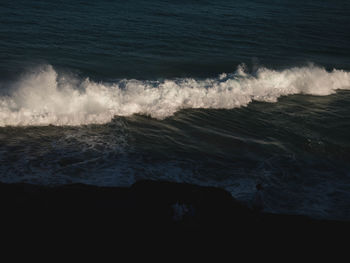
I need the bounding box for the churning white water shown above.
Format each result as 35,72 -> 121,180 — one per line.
0,64 -> 349,126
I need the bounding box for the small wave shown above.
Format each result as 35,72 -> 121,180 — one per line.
0,64 -> 349,126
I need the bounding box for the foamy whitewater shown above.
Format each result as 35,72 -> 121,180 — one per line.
1,0 -> 350,221
1,65 -> 349,126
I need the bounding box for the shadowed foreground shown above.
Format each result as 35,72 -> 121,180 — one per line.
0,180 -> 348,239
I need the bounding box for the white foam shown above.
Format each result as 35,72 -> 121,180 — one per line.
0,64 -> 350,126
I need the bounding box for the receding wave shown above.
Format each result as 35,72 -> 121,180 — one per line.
0,64 -> 350,126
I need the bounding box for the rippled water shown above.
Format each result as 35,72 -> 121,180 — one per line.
0,0 -> 350,220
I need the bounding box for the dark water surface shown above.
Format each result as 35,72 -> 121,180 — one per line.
0,0 -> 350,220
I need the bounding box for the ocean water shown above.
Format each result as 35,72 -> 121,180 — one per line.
1,0 -> 350,220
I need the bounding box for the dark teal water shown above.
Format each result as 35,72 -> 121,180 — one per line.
1,0 -> 350,79
0,0 -> 350,220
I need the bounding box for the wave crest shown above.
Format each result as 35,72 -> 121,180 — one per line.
0,64 -> 349,126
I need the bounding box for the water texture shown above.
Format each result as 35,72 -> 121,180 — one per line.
0,0 -> 349,220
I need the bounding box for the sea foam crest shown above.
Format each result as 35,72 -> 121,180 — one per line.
0,64 -> 349,126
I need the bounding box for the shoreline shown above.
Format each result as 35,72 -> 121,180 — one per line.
1,180 -> 347,233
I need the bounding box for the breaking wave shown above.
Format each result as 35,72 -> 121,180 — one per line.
0,64 -> 350,126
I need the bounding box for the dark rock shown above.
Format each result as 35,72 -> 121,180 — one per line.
0,180 -> 348,237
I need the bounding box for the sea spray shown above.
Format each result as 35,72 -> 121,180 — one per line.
0,64 -> 349,126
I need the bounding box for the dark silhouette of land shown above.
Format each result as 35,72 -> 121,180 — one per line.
0,180 -> 348,239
